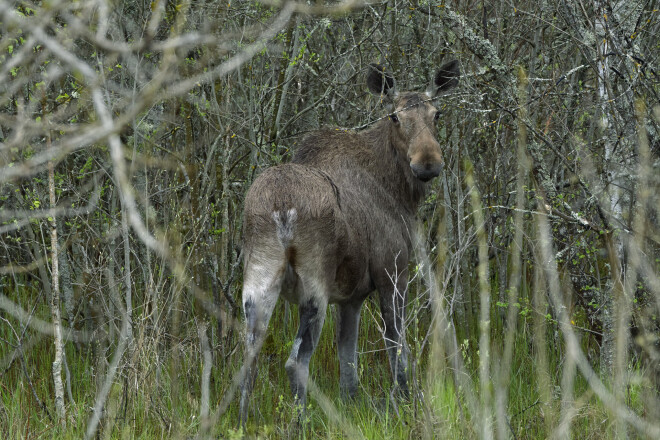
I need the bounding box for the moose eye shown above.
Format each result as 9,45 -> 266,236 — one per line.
390,113 -> 399,123
434,111 -> 441,121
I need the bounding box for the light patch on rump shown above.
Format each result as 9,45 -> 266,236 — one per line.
272,208 -> 297,247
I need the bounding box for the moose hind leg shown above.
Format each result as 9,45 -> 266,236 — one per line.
336,301 -> 363,400
285,295 -> 328,411
239,263 -> 282,427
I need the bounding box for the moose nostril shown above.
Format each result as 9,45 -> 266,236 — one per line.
410,162 -> 442,181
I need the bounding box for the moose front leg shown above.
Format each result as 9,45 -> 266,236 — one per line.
336,300 -> 364,400
375,269 -> 410,398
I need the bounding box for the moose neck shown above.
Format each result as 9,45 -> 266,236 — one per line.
361,119 -> 428,213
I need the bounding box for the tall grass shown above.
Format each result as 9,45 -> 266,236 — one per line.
2,269 -> 650,439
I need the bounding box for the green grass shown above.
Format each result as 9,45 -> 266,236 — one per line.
0,286 -> 648,439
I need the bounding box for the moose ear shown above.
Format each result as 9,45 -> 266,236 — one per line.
428,60 -> 460,97
367,64 -> 396,96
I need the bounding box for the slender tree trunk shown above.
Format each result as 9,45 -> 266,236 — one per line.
533,250 -> 554,434
268,19 -> 297,143
445,112 -> 464,335
198,321 -> 212,429
451,113 -> 473,344
56,217 -> 75,333
497,66 -> 530,439
48,142 -> 66,426
593,0 -> 619,378
120,185 -> 135,414
466,159 -> 493,440
272,16 -> 302,146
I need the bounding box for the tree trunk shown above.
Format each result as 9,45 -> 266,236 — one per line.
48,148 -> 66,426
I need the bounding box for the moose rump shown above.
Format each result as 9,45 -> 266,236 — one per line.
240,163 -> 365,416
242,163 -> 359,307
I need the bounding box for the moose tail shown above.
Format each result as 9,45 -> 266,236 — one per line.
272,208 -> 297,249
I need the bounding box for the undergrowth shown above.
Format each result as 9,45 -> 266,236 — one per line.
1,283 -> 640,439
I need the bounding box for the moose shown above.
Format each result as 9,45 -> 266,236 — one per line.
239,60 -> 460,424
